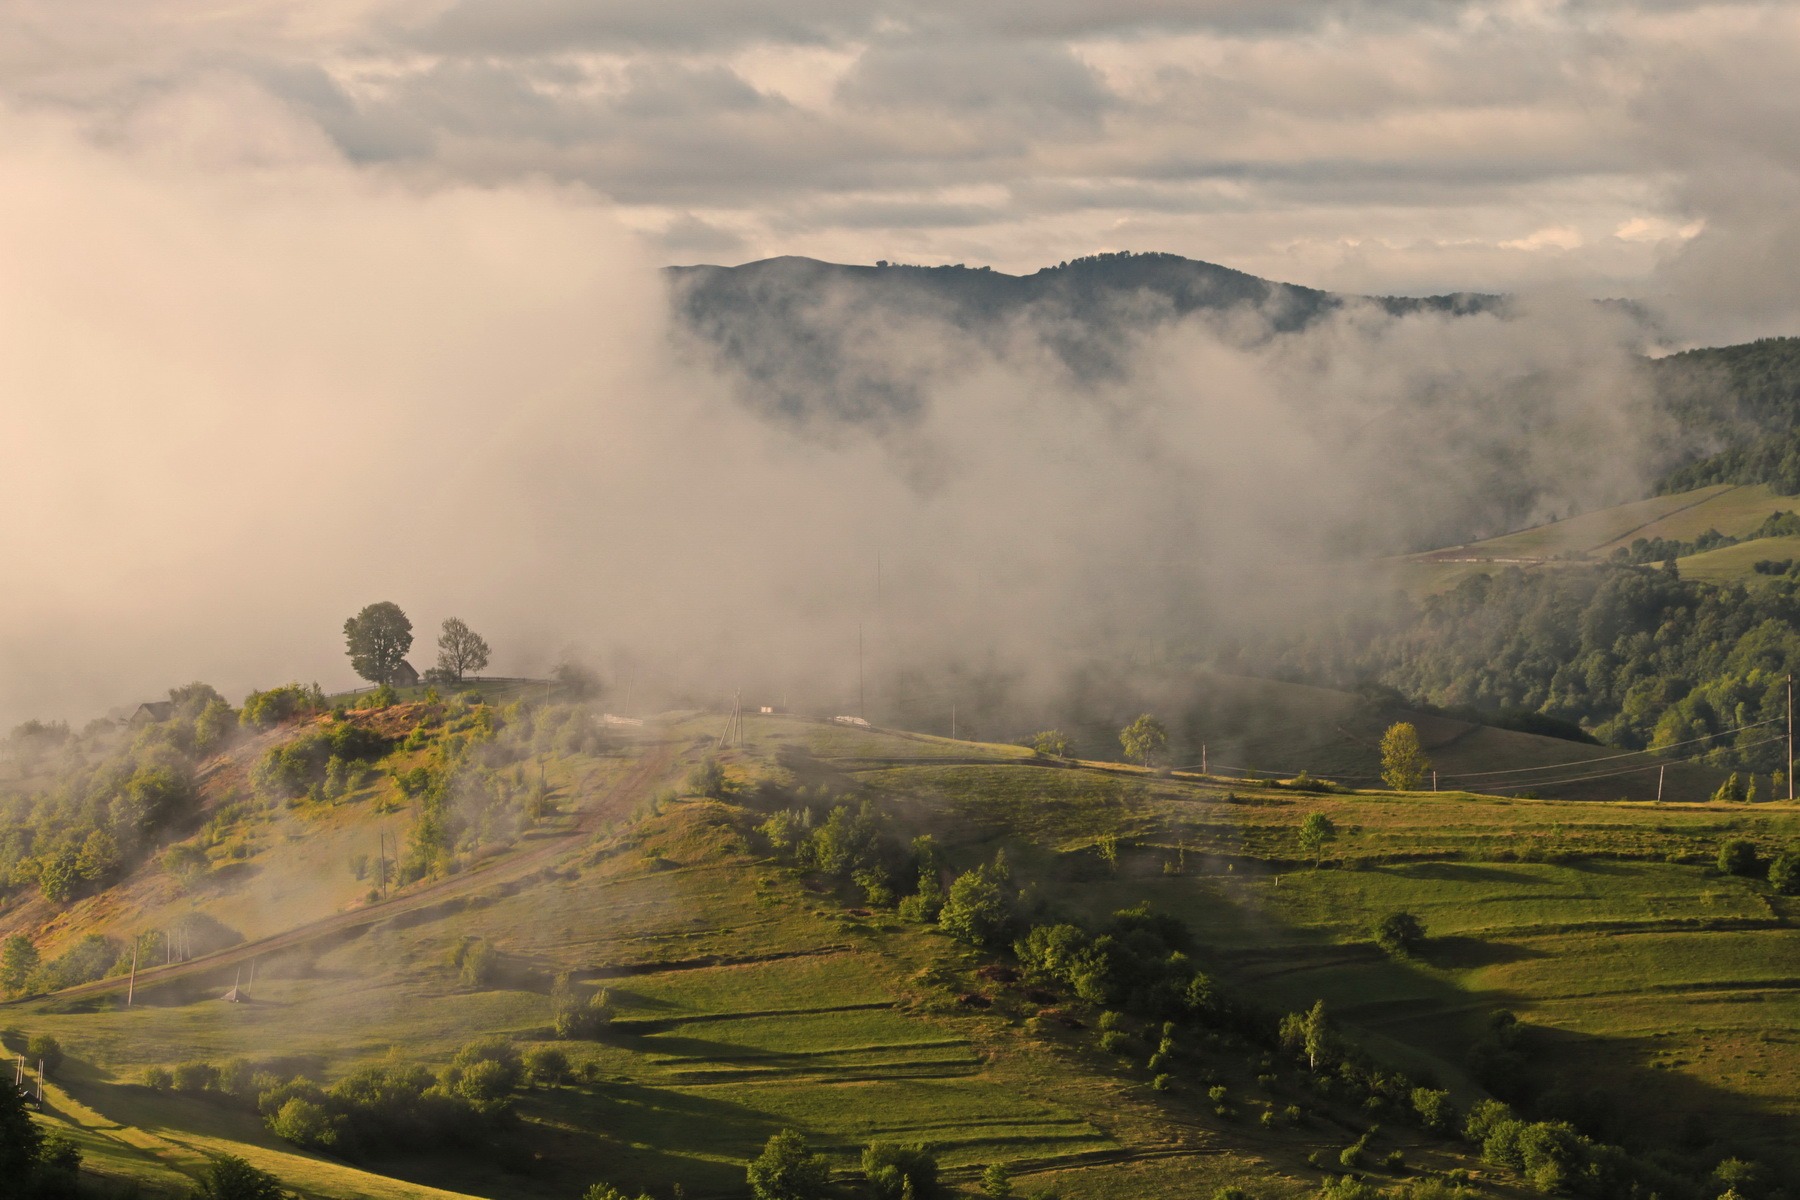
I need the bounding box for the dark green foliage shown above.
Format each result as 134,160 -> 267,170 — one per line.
1718,838 -> 1760,876
26,1035 -> 63,1076
687,757 -> 728,799
190,1154 -> 290,1200
747,1129 -> 830,1200
1282,563 -> 1800,773
253,722 -> 392,803
0,935 -> 39,995
240,684 -> 321,728
1373,912 -> 1427,956
0,1070 -> 44,1180
939,859 -> 1017,947
1411,1087 -> 1457,1134
551,972 -> 612,1039
981,1163 -> 1013,1197
1015,906 -> 1210,1019
862,1142 -> 938,1200
26,933 -> 117,993
1768,851 -> 1800,893
343,601 -> 414,686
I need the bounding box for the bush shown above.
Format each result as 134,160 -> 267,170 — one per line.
1373,912 -> 1427,956
523,1046 -> 570,1086
863,1142 -> 938,1200
1411,1086 -> 1457,1134
173,1061 -> 220,1092
267,1097 -> 340,1150
1718,839 -> 1760,877
551,973 -> 613,1039
240,684 -> 318,728
747,1129 -> 830,1200
938,861 -> 1016,947
1098,1030 -> 1132,1055
25,1035 -> 62,1076
456,939 -> 498,988
1769,852 -> 1800,894
191,1154 -> 289,1200
141,1065 -> 173,1091
687,757 -> 727,799
982,1163 -> 1013,1197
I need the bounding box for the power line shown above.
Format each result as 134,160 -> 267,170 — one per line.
1438,719 -> 1781,779
1481,736 -> 1784,793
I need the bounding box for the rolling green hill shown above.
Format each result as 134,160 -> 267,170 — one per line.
6,706 -> 1798,1200
1393,483 -> 1800,594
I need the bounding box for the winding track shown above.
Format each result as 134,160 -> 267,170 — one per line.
9,739 -> 679,1006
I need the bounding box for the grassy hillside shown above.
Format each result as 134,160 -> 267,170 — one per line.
6,710 -> 1799,1200
1394,483 -> 1800,593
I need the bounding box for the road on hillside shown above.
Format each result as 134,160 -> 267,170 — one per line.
12,740 -> 679,1006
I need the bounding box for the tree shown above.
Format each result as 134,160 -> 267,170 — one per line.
1119,714 -> 1167,767
1,935 -> 39,996
747,1129 -> 831,1200
1379,722 -> 1429,791
0,1055 -> 43,1179
435,618 -> 490,682
1030,730 -> 1071,758
342,602 -> 413,686
1769,852 -> 1800,894
939,861 -> 1016,947
981,1163 -> 1013,1198
1279,999 -> 1330,1071
1297,812 -> 1337,867
1373,911 -> 1427,956
190,1153 -> 290,1200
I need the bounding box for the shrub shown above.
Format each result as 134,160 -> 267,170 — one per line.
191,1154 -> 289,1200
747,1129 -> 830,1200
1411,1086 -> 1457,1134
267,1096 -> 340,1149
1373,912 -> 1427,956
1152,1073 -> 1173,1091
456,939 -> 498,988
1098,1030 -> 1131,1055
141,1065 -> 173,1091
1718,839 -> 1760,877
981,1163 -> 1013,1198
173,1061 -> 220,1093
524,1046 -> 570,1086
863,1142 -> 938,1200
687,757 -> 727,799
240,684 -> 318,728
1769,852 -> 1800,894
938,861 -> 1016,947
551,973 -> 613,1039
25,1035 -> 63,1076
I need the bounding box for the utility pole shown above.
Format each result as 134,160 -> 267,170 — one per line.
951,701 -> 956,740
1433,770 -> 1438,792
857,623 -> 865,720
126,941 -> 139,1008
1788,674 -> 1794,802
1658,763 -> 1666,802
1202,743 -> 1208,775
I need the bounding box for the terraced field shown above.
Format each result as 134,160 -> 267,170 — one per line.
13,713 -> 1800,1199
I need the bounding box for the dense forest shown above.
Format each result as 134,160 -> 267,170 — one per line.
1273,563 -> 1800,776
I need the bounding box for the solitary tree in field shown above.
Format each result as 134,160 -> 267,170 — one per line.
1120,714 -> 1167,767
343,602 -> 413,686
1380,722 -> 1430,791
1031,730 -> 1071,758
1374,911 -> 1427,957
436,617 -> 491,682
1280,999 -> 1330,1071
1298,811 -> 1337,867
0,934 -> 38,996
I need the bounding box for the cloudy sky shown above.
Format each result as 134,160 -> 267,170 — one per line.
4,0 -> 1799,325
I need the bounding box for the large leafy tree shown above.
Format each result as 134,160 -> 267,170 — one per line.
1379,722 -> 1429,791
0,935 -> 39,995
1119,713 -> 1167,767
435,617 -> 491,682
343,602 -> 413,686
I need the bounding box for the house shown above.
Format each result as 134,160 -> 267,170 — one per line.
128,701 -> 175,727
390,661 -> 420,687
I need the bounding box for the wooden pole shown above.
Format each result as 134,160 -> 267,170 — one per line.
1202,743 -> 1207,774
858,624 -> 865,720
1658,764 -> 1665,802
127,942 -> 138,1008
1788,674 -> 1794,802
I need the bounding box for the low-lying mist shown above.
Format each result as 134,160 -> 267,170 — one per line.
0,82 -> 1670,733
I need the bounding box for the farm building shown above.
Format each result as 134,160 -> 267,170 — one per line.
390,661 -> 420,687
128,701 -> 175,727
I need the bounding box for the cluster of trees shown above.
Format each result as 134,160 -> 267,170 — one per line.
1276,563 -> 1800,773
141,1037 -> 556,1160
759,798 -> 933,911
342,603 -> 492,687
250,718 -> 391,805
741,1129 -> 1036,1200
0,684 -> 233,907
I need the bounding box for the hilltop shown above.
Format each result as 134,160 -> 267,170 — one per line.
6,700 -> 1799,1200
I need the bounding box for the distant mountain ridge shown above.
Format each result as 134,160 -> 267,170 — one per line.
665,251 -> 1506,424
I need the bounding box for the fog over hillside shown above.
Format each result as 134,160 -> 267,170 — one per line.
0,90 -> 1676,730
